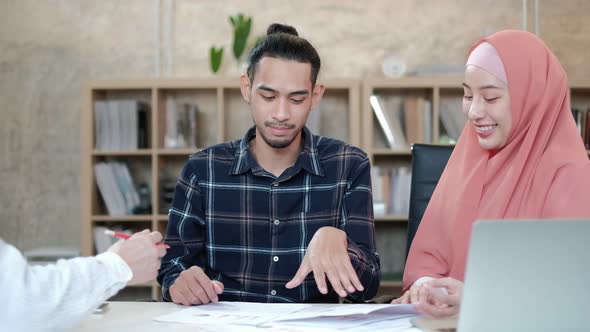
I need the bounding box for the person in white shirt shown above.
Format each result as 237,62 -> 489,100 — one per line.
0,229 -> 166,331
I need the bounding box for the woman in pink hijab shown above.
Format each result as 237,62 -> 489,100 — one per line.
393,30 -> 590,317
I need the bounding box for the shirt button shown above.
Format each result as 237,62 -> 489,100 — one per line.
273,256 -> 279,262
274,219 -> 280,225
273,183 -> 279,187
271,290 -> 277,296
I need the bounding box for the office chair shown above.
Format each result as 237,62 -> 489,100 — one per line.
406,144 -> 454,259
369,144 -> 454,304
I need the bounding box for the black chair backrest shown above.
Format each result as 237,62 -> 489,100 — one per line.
406,144 -> 454,259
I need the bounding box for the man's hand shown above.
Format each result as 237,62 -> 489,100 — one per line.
416,278 -> 463,318
169,266 -> 224,306
109,229 -> 167,285
285,226 -> 364,298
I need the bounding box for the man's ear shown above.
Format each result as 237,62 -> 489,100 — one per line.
240,75 -> 252,104
310,83 -> 325,109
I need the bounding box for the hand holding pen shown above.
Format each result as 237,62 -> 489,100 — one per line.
107,229 -> 168,285
105,229 -> 170,248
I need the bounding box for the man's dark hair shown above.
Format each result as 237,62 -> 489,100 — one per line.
246,23 -> 321,86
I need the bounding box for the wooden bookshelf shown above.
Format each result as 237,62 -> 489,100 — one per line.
83,77 -> 590,301
81,79 -> 361,300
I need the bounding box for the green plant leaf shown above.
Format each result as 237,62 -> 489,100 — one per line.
209,46 -> 224,73
231,14 -> 252,60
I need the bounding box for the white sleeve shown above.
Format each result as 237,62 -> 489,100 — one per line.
0,239 -> 132,332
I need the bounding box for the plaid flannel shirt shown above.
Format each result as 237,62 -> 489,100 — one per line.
157,126 -> 380,303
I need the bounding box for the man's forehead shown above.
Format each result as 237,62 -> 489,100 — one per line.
253,57 -> 312,89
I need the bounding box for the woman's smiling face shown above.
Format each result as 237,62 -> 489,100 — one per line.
462,65 -> 512,151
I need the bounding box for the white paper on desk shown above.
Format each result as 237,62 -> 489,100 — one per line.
154,302 -> 310,326
281,315 -> 423,332
272,305 -> 419,330
154,302 -> 419,330
275,303 -> 418,321
277,314 -> 416,330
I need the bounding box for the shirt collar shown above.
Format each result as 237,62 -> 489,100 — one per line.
230,126 -> 325,177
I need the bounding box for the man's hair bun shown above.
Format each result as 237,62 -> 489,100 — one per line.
266,23 -> 298,36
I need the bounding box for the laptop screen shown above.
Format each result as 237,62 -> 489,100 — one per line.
458,219 -> 590,332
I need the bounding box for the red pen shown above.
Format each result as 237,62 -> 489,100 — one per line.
104,230 -> 170,249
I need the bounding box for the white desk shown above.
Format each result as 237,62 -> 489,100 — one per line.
75,301 -> 428,332
75,302 -> 201,332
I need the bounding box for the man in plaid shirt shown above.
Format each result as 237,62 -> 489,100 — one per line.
157,23 -> 380,304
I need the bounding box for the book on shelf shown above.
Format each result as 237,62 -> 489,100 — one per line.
160,179 -> 176,214
94,161 -> 143,216
137,103 -> 149,149
94,100 -> 149,151
403,97 -> 433,145
371,166 -> 387,216
439,98 -> 465,143
571,107 -> 590,148
572,108 -> 583,135
164,98 -> 199,149
423,100 -> 433,144
370,95 -> 409,150
371,165 -> 412,216
390,166 -> 412,216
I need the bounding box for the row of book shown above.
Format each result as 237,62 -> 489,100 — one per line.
371,95 -> 466,148
439,98 -> 466,143
370,95 -> 433,149
572,108 -> 590,148
94,100 -> 149,151
95,162 -> 142,216
164,99 -> 199,149
371,165 -> 412,216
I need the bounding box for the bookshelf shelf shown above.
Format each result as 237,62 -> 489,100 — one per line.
82,79 -> 361,300
91,215 -> 153,222
92,150 -> 154,156
155,149 -> 199,156
374,215 -> 408,222
371,148 -> 412,156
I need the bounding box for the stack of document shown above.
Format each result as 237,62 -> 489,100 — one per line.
154,302 -> 422,331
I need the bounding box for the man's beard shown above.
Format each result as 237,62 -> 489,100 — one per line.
256,121 -> 298,149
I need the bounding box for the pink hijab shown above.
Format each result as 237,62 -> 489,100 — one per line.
403,30 -> 590,290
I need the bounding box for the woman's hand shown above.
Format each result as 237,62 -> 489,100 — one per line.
391,280 -> 431,304
415,277 -> 463,318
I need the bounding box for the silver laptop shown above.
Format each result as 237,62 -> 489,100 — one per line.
457,219 -> 590,332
